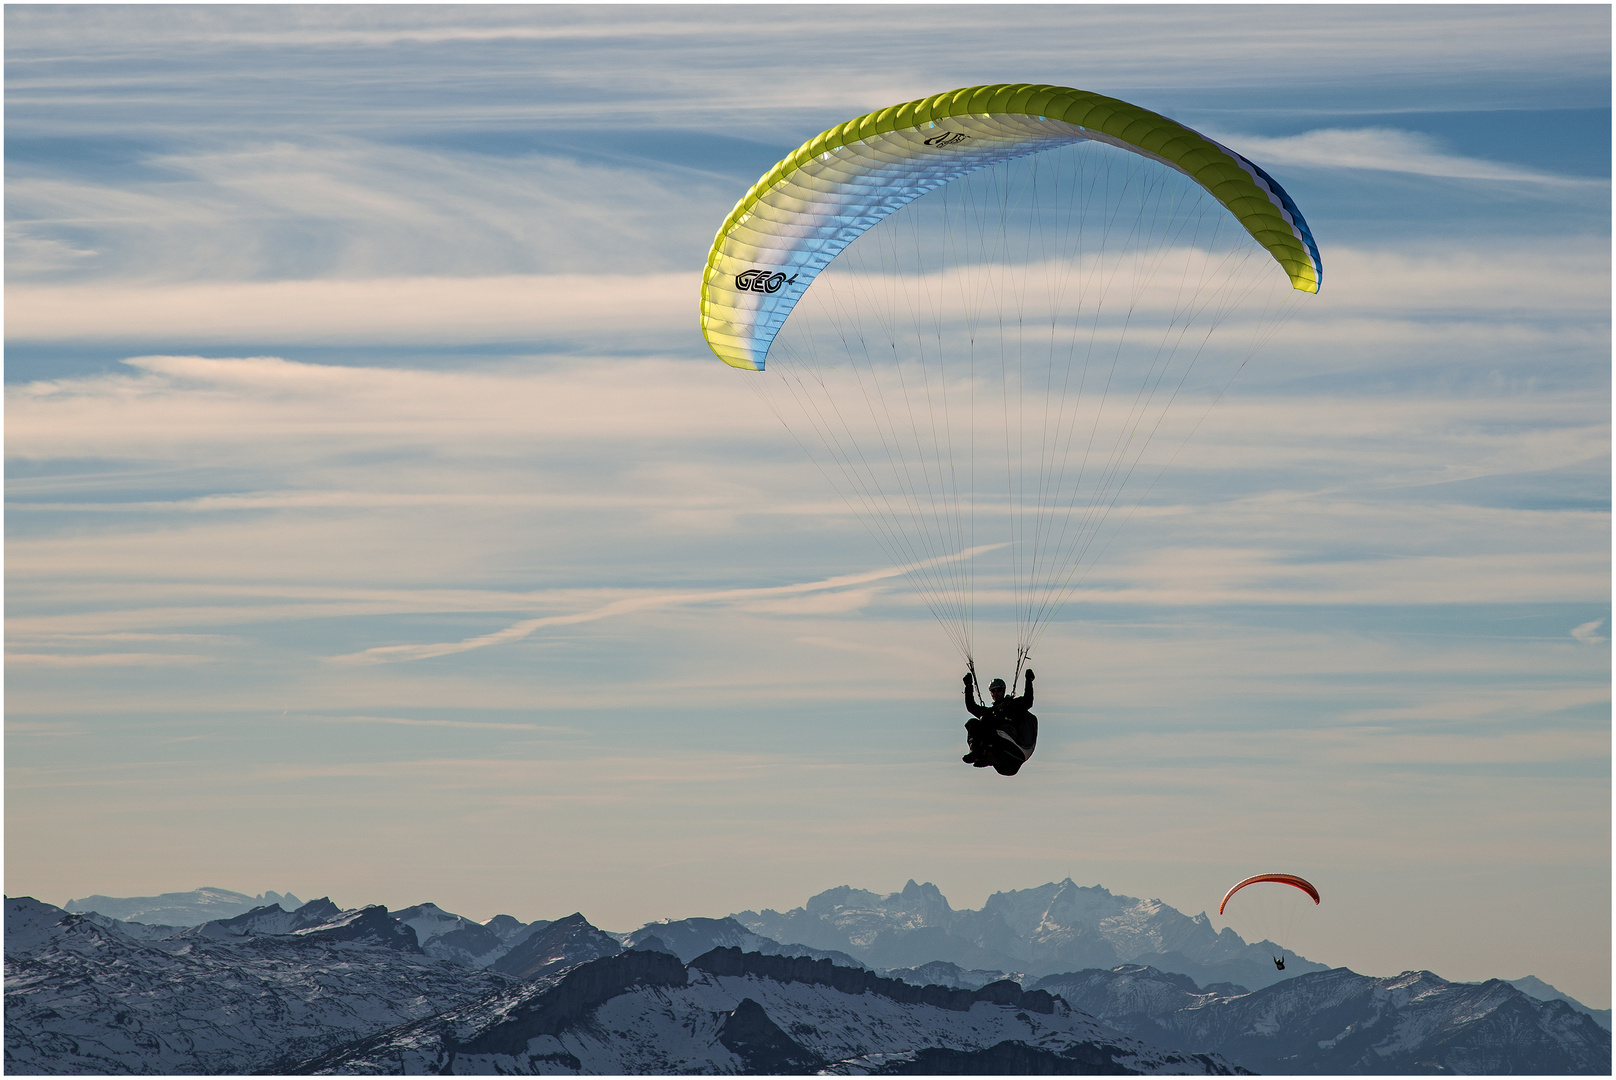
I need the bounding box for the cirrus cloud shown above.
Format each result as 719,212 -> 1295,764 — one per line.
1221,126 -> 1599,185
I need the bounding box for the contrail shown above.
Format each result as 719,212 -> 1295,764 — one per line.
330,543 -> 1007,665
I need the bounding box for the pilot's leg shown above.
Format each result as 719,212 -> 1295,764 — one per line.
962,719 -> 992,766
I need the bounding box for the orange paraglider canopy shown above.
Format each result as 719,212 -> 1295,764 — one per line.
1219,873 -> 1320,915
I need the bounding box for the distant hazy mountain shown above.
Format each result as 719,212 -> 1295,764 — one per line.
883,960 -> 1026,989
1510,975 -> 1613,1030
734,878 -> 1324,990
298,946 -> 1240,1075
62,886 -> 302,926
1035,964 -> 1611,1074
620,915 -> 787,961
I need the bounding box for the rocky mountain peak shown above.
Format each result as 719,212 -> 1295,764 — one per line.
490,911 -> 621,980
292,896 -> 343,921
5,896 -> 72,957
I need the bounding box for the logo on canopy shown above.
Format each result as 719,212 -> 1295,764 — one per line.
735,269 -> 798,294
923,131 -> 971,147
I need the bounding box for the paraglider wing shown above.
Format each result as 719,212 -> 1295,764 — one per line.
696,82 -> 1323,672
1219,873 -> 1320,915
700,82 -> 1323,371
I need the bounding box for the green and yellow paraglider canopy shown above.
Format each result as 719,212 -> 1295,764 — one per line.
700,83 -> 1322,371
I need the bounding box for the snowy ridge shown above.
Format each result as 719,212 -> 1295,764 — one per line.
288,903 -> 424,951
1035,963 -> 1611,1073
300,947 -> 1243,1075
183,896 -> 343,938
484,910 -> 871,982
623,915 -> 865,968
77,911 -> 188,940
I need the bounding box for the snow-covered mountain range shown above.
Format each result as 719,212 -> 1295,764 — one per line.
733,879 -> 1324,992
7,883 -> 1609,1074
298,947 -> 1238,1075
5,896 -> 514,1074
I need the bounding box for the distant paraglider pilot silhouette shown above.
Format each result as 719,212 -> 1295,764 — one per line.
962,670 -> 1037,775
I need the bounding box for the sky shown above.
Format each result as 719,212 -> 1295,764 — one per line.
4,5 -> 1610,1008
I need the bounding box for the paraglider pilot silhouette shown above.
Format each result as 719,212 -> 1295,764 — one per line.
962,669 -> 1037,775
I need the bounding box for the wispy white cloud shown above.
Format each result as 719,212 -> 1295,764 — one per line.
1305,244 -> 1610,317
6,138 -> 721,284
1043,548 -> 1608,608
301,714 -> 565,733
1221,127 -> 1599,185
1331,686 -> 1611,728
6,350 -> 1603,682
330,545 -> 1001,664
5,274 -> 695,345
6,489 -> 824,515
5,354 -> 766,461
795,635 -> 937,665
1160,390 -> 1609,486
7,6 -> 1607,137
11,350 -> 1592,508
1068,723 -> 1609,770
7,632 -> 237,644
8,239 -> 1605,347
5,721 -> 86,738
1570,619 -> 1607,645
5,652 -> 212,667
